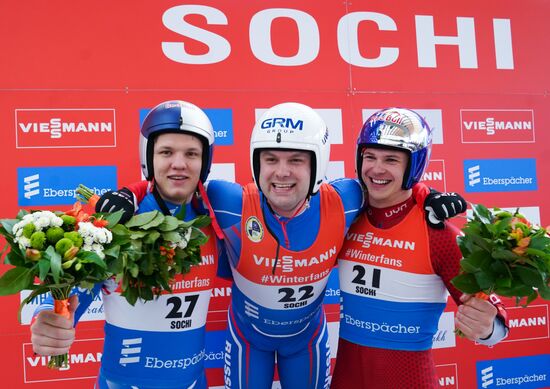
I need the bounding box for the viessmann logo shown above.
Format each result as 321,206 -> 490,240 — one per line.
460,109 -> 535,143
15,108 -> 116,148
503,304 -> 548,342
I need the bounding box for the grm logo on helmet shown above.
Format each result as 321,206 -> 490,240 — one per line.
261,117 -> 304,134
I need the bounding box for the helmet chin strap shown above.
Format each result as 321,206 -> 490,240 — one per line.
151,180 -> 172,216
197,181 -> 224,240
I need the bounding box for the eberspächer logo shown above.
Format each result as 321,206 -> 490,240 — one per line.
477,355 -> 550,388
463,159 -> 537,193
17,166 -> 117,206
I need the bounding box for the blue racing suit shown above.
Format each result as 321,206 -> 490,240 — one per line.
34,193 -> 220,389
207,179 -> 363,389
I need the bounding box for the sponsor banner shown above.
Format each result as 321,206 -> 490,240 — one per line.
421,159 -> 446,192
503,304 -> 548,342
23,338 -> 103,383
204,108 -> 234,146
327,161 -> 345,181
436,364 -> 458,389
138,108 -> 234,146
209,163 -> 236,182
15,108 -> 116,149
432,311 -> 456,349
476,354 -> 550,389
460,109 -> 535,143
362,109 -> 443,144
463,159 -> 537,193
17,166 -> 117,206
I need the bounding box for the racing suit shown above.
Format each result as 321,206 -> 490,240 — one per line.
207,179 -> 363,389
331,196 -> 509,389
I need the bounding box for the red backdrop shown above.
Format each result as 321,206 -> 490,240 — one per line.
1,1 -> 549,388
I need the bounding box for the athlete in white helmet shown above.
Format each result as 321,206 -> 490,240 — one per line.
31,100 -> 223,389
331,108 -> 509,389
113,102 -> 469,388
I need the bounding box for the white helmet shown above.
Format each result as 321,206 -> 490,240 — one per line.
250,102 -> 330,196
139,100 -> 215,182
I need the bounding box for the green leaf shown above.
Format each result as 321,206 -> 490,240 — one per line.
125,211 -> 160,228
529,235 -> 550,251
191,215 -> 211,228
103,245 -> 121,259
143,230 -> 161,245
451,273 -> 481,294
162,231 -> 182,243
103,209 -> 124,227
0,219 -> 17,235
495,276 -> 512,288
524,289 -> 539,306
158,217 -> 179,232
538,284 -> 550,300
5,249 -> 27,267
460,251 -> 488,273
38,259 -> 51,281
472,203 -> 493,225
140,213 -> 165,230
45,246 -> 62,284
129,230 -> 148,239
491,249 -> 519,261
474,271 -> 495,290
0,267 -> 35,295
514,266 -> 545,289
175,205 -> 186,221
77,251 -> 107,269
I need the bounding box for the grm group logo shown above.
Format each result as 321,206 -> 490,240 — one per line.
463,159 -> 537,193
139,108 -> 234,146
477,354 -> 550,388
17,166 -> 117,206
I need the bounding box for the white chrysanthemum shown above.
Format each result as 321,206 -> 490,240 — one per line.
177,228 -> 192,250
16,236 -> 31,249
91,243 -> 106,259
28,211 -> 63,230
83,236 -> 94,246
95,228 -> 112,244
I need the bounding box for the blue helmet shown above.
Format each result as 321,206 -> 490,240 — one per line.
139,100 -> 214,182
356,108 -> 432,189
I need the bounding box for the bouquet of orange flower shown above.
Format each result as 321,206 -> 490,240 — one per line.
452,204 -> 550,306
77,185 -> 211,306
0,190 -> 124,369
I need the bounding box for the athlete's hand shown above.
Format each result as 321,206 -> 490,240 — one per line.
31,295 -> 79,356
455,294 -> 497,341
424,190 -> 467,229
95,187 -> 136,224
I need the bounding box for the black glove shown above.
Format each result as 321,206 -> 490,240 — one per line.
424,190 -> 467,229
95,188 -> 136,224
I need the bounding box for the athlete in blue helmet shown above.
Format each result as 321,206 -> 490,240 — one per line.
30,100 -> 224,389
331,108 -> 509,389
116,103 -> 472,388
